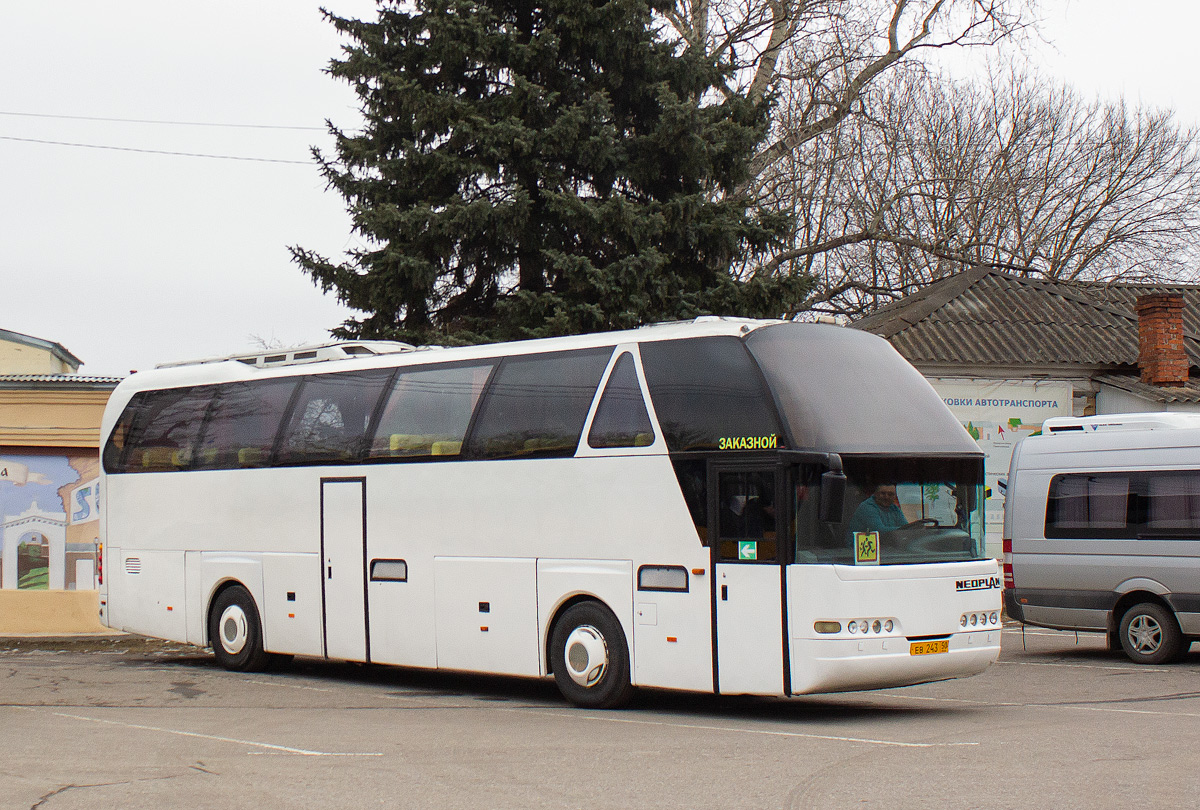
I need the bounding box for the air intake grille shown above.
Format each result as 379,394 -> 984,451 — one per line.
124,557 -> 142,574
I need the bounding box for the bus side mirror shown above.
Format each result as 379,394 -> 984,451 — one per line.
819,470 -> 846,523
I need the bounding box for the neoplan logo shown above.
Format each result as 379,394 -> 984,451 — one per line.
956,576 -> 1000,592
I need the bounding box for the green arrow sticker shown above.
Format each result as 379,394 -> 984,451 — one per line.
738,540 -> 758,560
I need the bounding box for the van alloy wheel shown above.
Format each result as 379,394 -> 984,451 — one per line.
1126,614 -> 1162,656
1119,602 -> 1184,665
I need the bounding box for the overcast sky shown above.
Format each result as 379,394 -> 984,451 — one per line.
2,0 -> 1197,377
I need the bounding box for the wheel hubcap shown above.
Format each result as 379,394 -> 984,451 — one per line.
219,604 -> 249,655
1127,615 -> 1162,654
563,625 -> 608,688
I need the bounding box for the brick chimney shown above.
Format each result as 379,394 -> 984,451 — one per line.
1136,292 -> 1188,386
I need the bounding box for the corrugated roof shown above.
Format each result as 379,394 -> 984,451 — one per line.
853,269 -> 1200,369
0,374 -> 122,389
1094,373 -> 1200,404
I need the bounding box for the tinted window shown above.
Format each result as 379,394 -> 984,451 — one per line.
114,387 -> 214,472
640,337 -> 784,452
466,348 -> 611,459
1047,471 -> 1200,539
587,353 -> 655,449
103,396 -> 149,473
716,470 -> 778,562
672,459 -> 708,543
195,379 -> 298,469
278,371 -> 390,464
370,361 -> 496,459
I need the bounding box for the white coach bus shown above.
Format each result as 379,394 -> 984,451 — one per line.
98,318 -> 1001,707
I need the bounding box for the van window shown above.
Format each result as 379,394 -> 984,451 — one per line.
1147,474 -> 1200,530
466,348 -> 612,459
1046,471 -> 1200,539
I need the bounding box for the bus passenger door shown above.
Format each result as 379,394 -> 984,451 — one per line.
320,477 -> 369,662
710,464 -> 787,695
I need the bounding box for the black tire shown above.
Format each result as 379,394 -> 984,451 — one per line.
208,585 -> 272,672
1118,602 -> 1184,665
549,602 -> 633,709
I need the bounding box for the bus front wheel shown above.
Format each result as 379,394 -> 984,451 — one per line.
209,585 -> 272,672
1119,602 -> 1184,665
550,602 -> 633,709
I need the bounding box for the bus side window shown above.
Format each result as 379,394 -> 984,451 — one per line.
587,352 -> 655,449
118,386 -> 214,472
278,371 -> 391,464
639,337 -> 784,452
672,459 -> 708,544
102,394 -> 150,473
466,348 -> 611,459
368,361 -> 496,459
195,379 -> 298,470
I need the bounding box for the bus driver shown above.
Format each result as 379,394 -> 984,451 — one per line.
847,484 -> 908,538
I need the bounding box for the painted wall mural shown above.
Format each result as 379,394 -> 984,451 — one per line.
929,379 -> 1074,558
0,452 -> 99,590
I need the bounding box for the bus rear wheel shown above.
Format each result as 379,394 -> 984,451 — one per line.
550,602 -> 633,709
209,585 -> 271,672
1119,602 -> 1184,665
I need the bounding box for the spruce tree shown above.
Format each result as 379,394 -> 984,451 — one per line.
293,0 -> 809,344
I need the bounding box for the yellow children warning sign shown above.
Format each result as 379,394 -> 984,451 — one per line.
854,531 -> 880,565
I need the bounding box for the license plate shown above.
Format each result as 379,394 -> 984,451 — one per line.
909,640 -> 950,656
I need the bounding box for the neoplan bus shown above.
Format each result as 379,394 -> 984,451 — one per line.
1003,413 -> 1200,664
98,318 -> 1001,708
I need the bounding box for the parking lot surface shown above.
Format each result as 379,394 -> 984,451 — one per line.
1,628 -> 1197,809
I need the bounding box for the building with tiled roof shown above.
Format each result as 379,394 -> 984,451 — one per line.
852,268 -> 1200,554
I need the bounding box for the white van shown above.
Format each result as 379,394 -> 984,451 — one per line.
1003,413 -> 1200,664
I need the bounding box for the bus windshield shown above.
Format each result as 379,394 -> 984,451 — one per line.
794,456 -> 986,565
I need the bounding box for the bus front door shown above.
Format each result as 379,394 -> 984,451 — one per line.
710,464 -> 787,695
320,477 -> 369,662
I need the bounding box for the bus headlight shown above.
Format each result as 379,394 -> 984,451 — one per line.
828,617 -> 898,635
960,612 -> 999,628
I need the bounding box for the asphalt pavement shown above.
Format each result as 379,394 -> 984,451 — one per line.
1,627 -> 1197,809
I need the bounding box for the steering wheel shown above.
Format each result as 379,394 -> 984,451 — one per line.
900,518 -> 939,530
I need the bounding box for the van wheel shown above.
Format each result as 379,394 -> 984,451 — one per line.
550,602 -> 633,709
209,585 -> 271,672
1118,602 -> 1184,665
